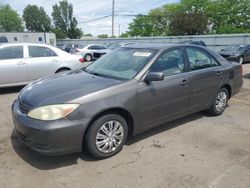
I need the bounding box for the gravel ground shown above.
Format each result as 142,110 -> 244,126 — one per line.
0,64 -> 250,188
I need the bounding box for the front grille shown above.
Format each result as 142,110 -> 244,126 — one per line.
18,99 -> 33,114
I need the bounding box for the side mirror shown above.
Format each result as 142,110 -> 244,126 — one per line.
144,72 -> 164,83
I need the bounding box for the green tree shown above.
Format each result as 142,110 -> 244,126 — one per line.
98,34 -> 108,38
120,32 -> 130,38
52,0 -> 82,39
169,0 -> 209,35
127,14 -> 154,37
125,0 -> 250,36
23,5 -> 51,32
83,33 -> 92,36
207,0 -> 250,34
0,4 -> 24,32
51,28 -> 66,39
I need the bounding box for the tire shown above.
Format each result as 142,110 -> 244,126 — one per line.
56,68 -> 70,73
85,114 -> 128,159
208,88 -> 229,116
239,56 -> 244,64
84,54 -> 92,62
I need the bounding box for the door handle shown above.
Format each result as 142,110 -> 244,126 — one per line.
180,79 -> 189,86
17,61 -> 26,65
216,71 -> 223,76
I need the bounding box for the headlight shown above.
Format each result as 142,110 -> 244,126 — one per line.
27,104 -> 79,121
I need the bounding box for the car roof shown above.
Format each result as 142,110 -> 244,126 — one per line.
122,43 -> 201,50
86,44 -> 105,46
0,42 -> 53,47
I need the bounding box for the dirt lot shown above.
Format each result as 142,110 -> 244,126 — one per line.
1,64 -> 250,188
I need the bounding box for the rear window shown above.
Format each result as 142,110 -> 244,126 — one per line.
0,46 -> 23,60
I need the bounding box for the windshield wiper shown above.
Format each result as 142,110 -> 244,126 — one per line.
84,69 -> 101,76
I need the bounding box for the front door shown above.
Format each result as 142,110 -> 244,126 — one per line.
137,48 -> 190,130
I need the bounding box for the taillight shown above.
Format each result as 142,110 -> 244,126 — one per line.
79,58 -> 84,63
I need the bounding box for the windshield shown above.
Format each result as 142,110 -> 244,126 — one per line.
85,47 -> 157,80
224,45 -> 245,51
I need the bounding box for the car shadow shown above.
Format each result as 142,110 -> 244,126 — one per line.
243,73 -> 250,79
0,86 -> 24,95
11,111 -> 210,170
126,112 -> 208,145
11,130 -> 95,170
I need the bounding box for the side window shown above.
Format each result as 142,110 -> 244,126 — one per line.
98,45 -> 106,49
186,48 -> 219,71
29,46 -> 57,58
0,46 -> 23,60
88,45 -> 97,50
149,49 -> 185,77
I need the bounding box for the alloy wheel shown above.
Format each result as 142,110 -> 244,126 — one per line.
85,54 -> 92,61
215,91 -> 227,112
95,120 -> 124,154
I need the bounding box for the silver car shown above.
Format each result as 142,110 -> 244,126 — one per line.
0,43 -> 86,88
77,44 -> 109,61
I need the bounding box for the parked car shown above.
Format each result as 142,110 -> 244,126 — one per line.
108,42 -> 136,50
180,40 -> 206,47
0,36 -> 8,43
12,43 -> 243,159
76,44 -> 109,61
219,44 -> 250,64
0,43 -> 86,88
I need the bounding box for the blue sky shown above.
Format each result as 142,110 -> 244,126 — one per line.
1,0 -> 178,36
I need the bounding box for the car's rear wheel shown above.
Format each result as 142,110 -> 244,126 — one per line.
85,114 -> 128,159
208,88 -> 229,116
85,54 -> 92,62
239,56 -> 244,64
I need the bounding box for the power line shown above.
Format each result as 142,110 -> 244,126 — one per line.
78,15 -> 111,23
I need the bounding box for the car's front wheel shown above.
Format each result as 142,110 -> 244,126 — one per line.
85,114 -> 128,159
208,88 -> 229,116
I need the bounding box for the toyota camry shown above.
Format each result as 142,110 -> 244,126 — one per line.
12,43 -> 243,159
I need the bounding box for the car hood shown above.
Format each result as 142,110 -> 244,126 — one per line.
219,50 -> 241,56
19,70 -> 122,107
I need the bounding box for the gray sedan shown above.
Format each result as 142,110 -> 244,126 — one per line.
12,43 -> 243,159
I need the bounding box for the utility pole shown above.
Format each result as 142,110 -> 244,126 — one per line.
118,24 -> 121,37
112,0 -> 115,37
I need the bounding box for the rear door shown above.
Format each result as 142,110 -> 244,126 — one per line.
137,48 -> 190,129
27,45 -> 61,81
185,47 -> 225,112
0,45 -> 27,86
244,45 -> 250,61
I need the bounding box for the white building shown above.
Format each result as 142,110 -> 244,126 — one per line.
0,32 -> 56,46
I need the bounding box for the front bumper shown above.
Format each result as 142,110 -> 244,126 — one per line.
12,100 -> 89,156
